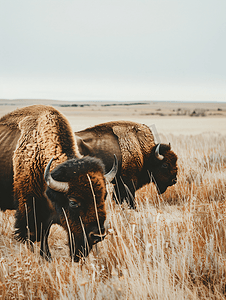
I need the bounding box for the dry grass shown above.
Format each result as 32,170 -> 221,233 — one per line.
1,132 -> 226,299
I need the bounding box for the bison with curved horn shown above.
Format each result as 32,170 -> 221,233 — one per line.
0,105 -> 117,261
75,120 -> 178,209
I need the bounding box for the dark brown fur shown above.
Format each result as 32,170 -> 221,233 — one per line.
75,121 -> 178,208
0,105 -> 107,261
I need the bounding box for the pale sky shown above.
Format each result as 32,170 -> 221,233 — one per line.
0,0 -> 225,101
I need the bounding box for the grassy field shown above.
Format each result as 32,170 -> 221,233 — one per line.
0,130 -> 226,299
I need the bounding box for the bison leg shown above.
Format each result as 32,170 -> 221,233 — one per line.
124,184 -> 136,209
14,197 -> 53,260
113,176 -> 126,205
15,208 -> 52,260
14,206 -> 38,243
40,220 -> 53,261
113,177 -> 136,209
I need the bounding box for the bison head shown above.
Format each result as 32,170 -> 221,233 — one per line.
149,143 -> 178,194
44,156 -> 117,261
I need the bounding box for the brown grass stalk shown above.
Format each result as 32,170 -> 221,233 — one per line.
0,132 -> 226,299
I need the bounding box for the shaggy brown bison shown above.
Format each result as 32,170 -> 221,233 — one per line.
0,105 -> 117,261
75,120 -> 178,208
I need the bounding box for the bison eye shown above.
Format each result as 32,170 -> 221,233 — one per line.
162,163 -> 168,169
69,199 -> 80,209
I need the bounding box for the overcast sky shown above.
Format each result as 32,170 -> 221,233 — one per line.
0,0 -> 225,101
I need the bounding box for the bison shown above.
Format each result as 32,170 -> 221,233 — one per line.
75,120 -> 178,209
0,105 -> 117,261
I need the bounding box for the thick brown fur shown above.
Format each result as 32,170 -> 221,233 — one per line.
75,121 -> 178,208
0,105 -> 108,261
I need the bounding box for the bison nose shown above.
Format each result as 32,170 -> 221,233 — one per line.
89,226 -> 107,244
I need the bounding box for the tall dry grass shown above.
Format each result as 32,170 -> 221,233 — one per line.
0,132 -> 226,299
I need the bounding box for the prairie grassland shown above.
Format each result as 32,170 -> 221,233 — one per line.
0,132 -> 226,299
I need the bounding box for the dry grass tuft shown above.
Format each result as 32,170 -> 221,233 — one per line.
0,132 -> 226,299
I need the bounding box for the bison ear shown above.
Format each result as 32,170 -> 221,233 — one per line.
75,136 -> 92,156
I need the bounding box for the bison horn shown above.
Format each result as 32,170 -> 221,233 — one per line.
155,144 -> 164,161
44,157 -> 69,193
104,154 -> 118,182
